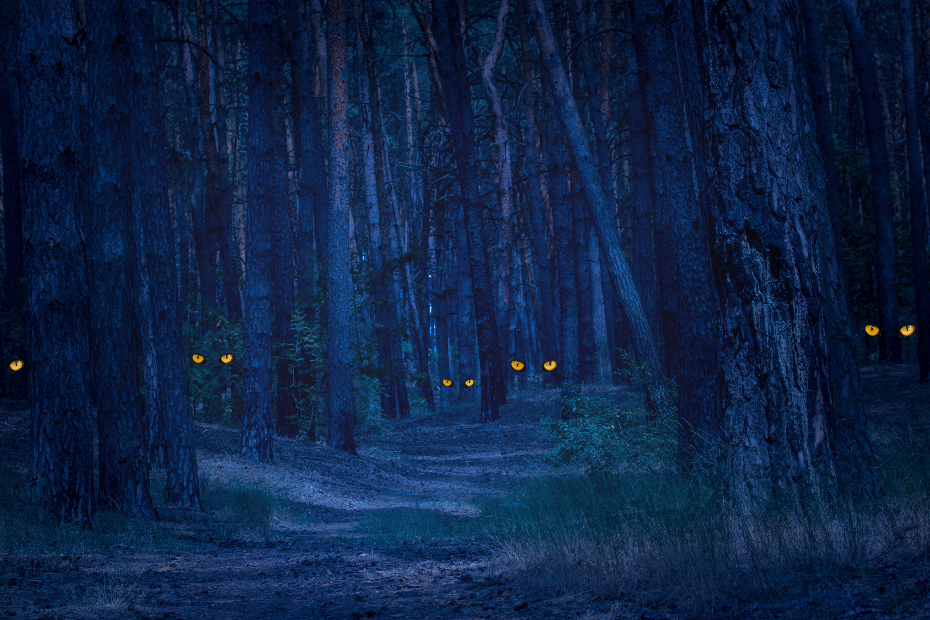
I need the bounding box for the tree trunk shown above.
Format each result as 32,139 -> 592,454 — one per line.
18,0 -> 95,528
700,0 -> 879,510
798,0 -> 849,302
86,0 -> 156,519
900,0 -> 930,383
242,0 -> 279,461
431,0 -> 505,422
631,0 -> 721,461
839,0 -> 902,364
326,0 -> 357,453
129,0 -> 202,510
531,0 -> 662,378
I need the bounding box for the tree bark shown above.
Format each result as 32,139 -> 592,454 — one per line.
900,0 -> 930,383
700,0 -> 879,510
86,0 -> 157,519
631,0 -> 721,461
241,0 -> 278,461
19,0 -> 95,528
326,0 -> 357,453
531,0 -> 662,378
431,0 -> 505,421
551,129 -> 580,400
839,0 -> 902,364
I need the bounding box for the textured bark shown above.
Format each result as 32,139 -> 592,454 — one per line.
798,0 -> 849,300
700,0 -> 879,510
129,0 -> 201,510
531,0 -> 662,378
86,0 -> 156,519
309,0 -> 329,266
241,0 -> 278,461
900,0 -> 930,383
839,0 -> 901,364
631,0 -> 721,460
326,0 -> 357,453
431,0 -> 504,421
18,0 -> 95,528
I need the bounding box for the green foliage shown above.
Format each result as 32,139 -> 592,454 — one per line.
183,309 -> 243,425
286,306 -> 327,439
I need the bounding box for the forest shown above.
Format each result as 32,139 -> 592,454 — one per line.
1,0 -> 930,616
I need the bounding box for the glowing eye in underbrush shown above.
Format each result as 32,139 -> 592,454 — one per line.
542,360 -> 557,372
510,360 -> 526,372
464,379 -> 475,387
8,360 -> 23,372
192,354 -> 205,364
864,325 -> 879,337
900,324 -> 915,337
442,379 -> 453,387
220,353 -> 234,364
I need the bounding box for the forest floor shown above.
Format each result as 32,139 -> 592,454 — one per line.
1,367 -> 930,619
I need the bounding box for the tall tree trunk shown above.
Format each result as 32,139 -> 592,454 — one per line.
18,0 -> 94,527
700,0 -> 879,510
531,0 -> 662,378
431,0 -> 505,421
631,0 -> 721,461
799,0 -> 849,301
839,0 -> 902,364
130,0 -> 201,510
86,0 -> 156,519
550,127 -> 579,399
242,0 -> 279,461
900,0 -> 930,383
326,0 -> 357,453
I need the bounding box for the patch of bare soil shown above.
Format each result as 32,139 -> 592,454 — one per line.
1,376 -> 930,619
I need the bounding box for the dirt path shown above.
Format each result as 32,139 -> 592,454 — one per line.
3,379 -> 930,619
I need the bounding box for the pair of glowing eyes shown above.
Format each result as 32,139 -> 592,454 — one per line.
510,360 -> 558,372
865,325 -> 915,337
442,379 -> 474,387
192,354 -> 235,364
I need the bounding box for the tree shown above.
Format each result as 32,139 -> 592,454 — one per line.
530,0 -> 662,379
899,0 -> 930,383
129,0 -> 202,509
839,0 -> 902,364
326,0 -> 357,453
241,0 -> 279,461
700,0 -> 879,510
431,0 -> 505,422
86,0 -> 156,519
18,0 -> 94,528
630,0 -> 720,461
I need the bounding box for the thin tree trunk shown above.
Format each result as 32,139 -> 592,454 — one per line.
86,0 -> 156,519
431,0 -> 505,421
900,0 -> 930,382
840,0 -> 902,364
326,0 -> 357,453
18,0 -> 94,528
242,0 -> 279,461
551,128 -> 580,400
531,0 -> 662,378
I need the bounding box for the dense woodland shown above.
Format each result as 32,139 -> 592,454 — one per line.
1,0 -> 929,529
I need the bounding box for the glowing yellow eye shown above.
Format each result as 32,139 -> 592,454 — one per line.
900,324 -> 915,337
864,325 -> 879,337
464,379 -> 475,387
510,360 -> 526,372
542,360 -> 557,371
8,360 -> 23,372
192,354 -> 205,364
220,353 -> 234,364
442,379 -> 453,387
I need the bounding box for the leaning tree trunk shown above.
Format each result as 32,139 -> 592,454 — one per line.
530,0 -> 662,379
900,0 -> 930,383
631,0 -> 721,462
129,0 -> 202,510
86,0 -> 156,519
431,0 -> 505,422
18,0 -> 95,528
326,0 -> 357,453
241,0 -> 278,461
700,0 -> 879,511
840,0 -> 902,364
